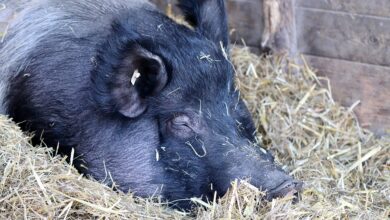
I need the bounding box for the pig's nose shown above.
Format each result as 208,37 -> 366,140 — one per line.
266,179 -> 303,202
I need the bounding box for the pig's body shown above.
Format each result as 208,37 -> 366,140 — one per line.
0,0 -> 301,210
0,0 -> 163,196
0,0 -> 149,113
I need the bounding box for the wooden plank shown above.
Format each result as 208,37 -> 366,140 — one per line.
296,0 -> 390,18
227,0 -> 263,47
305,55 -> 390,135
296,7 -> 390,66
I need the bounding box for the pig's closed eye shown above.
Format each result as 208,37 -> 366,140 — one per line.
167,114 -> 194,138
172,115 -> 191,129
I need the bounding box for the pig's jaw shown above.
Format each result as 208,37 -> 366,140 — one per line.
266,179 -> 303,202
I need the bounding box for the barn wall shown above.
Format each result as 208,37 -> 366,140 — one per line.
296,0 -> 390,18
296,7 -> 390,66
296,0 -> 390,135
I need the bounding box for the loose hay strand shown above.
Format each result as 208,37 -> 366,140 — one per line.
0,46 -> 389,219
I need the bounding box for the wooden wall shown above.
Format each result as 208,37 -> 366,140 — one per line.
295,0 -> 390,135
153,0 -> 390,136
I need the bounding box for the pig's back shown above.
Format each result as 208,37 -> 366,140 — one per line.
0,0 -> 154,114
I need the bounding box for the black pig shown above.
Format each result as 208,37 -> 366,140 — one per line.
0,0 -> 302,210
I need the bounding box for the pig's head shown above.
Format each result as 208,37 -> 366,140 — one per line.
90,1 -> 302,210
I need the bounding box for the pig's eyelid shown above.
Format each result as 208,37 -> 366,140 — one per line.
171,116 -> 195,133
173,121 -> 190,128
172,115 -> 190,125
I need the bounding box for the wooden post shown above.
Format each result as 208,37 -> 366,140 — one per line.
261,0 -> 297,57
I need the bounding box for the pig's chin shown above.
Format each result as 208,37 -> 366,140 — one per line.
265,179 -> 303,202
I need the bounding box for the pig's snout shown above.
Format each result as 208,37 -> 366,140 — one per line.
266,179 -> 303,202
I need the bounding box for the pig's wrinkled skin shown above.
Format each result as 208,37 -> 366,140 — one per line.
0,0 -> 302,210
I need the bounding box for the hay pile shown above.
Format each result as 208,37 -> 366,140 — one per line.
0,47 -> 389,219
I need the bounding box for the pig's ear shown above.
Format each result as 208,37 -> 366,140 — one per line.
93,45 -> 168,118
177,0 -> 229,48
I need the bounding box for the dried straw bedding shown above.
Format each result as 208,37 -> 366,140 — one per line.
0,47 -> 389,219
